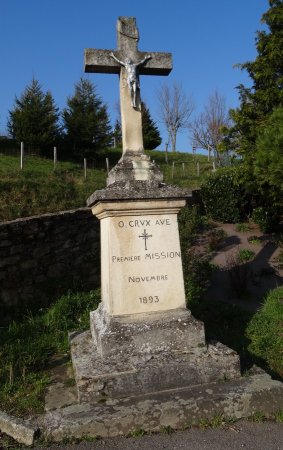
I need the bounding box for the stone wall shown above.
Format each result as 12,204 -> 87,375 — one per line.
0,208 -> 100,323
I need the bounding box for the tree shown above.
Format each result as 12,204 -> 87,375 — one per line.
8,78 -> 60,152
113,119 -> 122,148
141,102 -> 161,150
190,90 -> 231,162
158,82 -> 194,152
62,78 -> 112,157
230,0 -> 283,155
254,106 -> 283,198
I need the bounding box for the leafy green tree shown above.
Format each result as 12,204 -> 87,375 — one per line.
8,78 -> 60,152
230,0 -> 283,155
141,102 -> 161,150
254,106 -> 283,197
62,78 -> 112,158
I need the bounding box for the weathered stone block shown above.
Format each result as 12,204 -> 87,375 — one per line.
0,410 -> 38,446
42,371 -> 283,441
90,304 -> 205,357
70,329 -> 241,404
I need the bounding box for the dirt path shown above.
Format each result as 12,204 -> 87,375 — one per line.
203,222 -> 283,312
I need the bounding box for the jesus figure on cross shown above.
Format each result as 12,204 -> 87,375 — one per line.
85,17 -> 172,154
110,52 -> 151,108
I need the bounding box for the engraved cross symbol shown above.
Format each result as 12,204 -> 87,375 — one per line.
138,229 -> 152,251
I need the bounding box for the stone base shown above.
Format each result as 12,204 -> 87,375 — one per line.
106,152 -> 163,186
42,370 -> 283,441
90,304 -> 206,357
70,328 -> 241,404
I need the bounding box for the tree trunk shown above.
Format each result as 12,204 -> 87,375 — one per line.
171,131 -> 177,152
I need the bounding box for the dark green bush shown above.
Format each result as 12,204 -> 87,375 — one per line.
178,206 -> 214,307
251,206 -> 280,232
246,287 -> 283,377
200,166 -> 249,223
178,205 -> 206,250
184,250 -> 214,307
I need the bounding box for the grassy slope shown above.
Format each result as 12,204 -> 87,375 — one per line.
0,155 -> 106,221
0,149 -> 213,222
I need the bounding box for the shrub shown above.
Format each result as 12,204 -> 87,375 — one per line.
247,235 -> 262,245
200,166 -> 249,223
184,250 -> 214,307
178,206 -> 214,307
207,228 -> 227,251
238,248 -> 255,263
251,206 -> 279,232
178,205 -> 206,250
246,287 -> 283,377
235,223 -> 251,232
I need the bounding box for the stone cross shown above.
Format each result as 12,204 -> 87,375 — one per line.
84,17 -> 172,155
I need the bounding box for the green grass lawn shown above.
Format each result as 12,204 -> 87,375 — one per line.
0,290 -> 100,416
0,149 -> 213,222
0,155 -> 107,221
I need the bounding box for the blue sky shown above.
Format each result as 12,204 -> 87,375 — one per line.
1,0 -> 268,152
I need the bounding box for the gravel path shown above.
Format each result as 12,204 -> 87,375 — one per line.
35,421 -> 283,450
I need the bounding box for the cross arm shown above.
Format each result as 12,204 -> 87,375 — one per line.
85,48 -> 172,76
84,49 -> 121,74
138,52 -> 172,76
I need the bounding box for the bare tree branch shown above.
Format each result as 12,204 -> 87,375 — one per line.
158,82 -> 194,152
189,90 -> 231,160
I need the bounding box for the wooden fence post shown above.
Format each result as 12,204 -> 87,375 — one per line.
54,147 -> 57,169
20,142 -> 24,170
171,161 -> 175,179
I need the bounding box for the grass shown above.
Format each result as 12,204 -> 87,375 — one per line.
0,155 -> 107,221
235,223 -> 251,232
238,248 -> 255,263
246,286 -> 283,377
248,411 -> 267,422
0,290 -> 100,416
0,149 -> 213,222
198,412 -> 229,429
127,428 -> 147,437
248,235 -> 262,245
275,409 -> 283,423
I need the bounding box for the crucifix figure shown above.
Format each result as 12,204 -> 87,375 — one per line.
84,17 -> 172,155
110,52 -> 151,108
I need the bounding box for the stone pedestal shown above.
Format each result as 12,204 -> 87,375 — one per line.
92,197 -> 186,316
70,170 -> 242,404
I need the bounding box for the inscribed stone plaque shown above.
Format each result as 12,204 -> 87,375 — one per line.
100,212 -> 186,316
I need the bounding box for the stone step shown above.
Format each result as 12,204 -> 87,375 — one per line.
70,330 -> 241,403
41,371 -> 283,442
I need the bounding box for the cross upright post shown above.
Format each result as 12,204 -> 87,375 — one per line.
84,17 -> 172,157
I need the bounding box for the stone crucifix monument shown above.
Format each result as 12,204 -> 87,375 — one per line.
70,16 -> 241,404
66,18 -> 283,435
